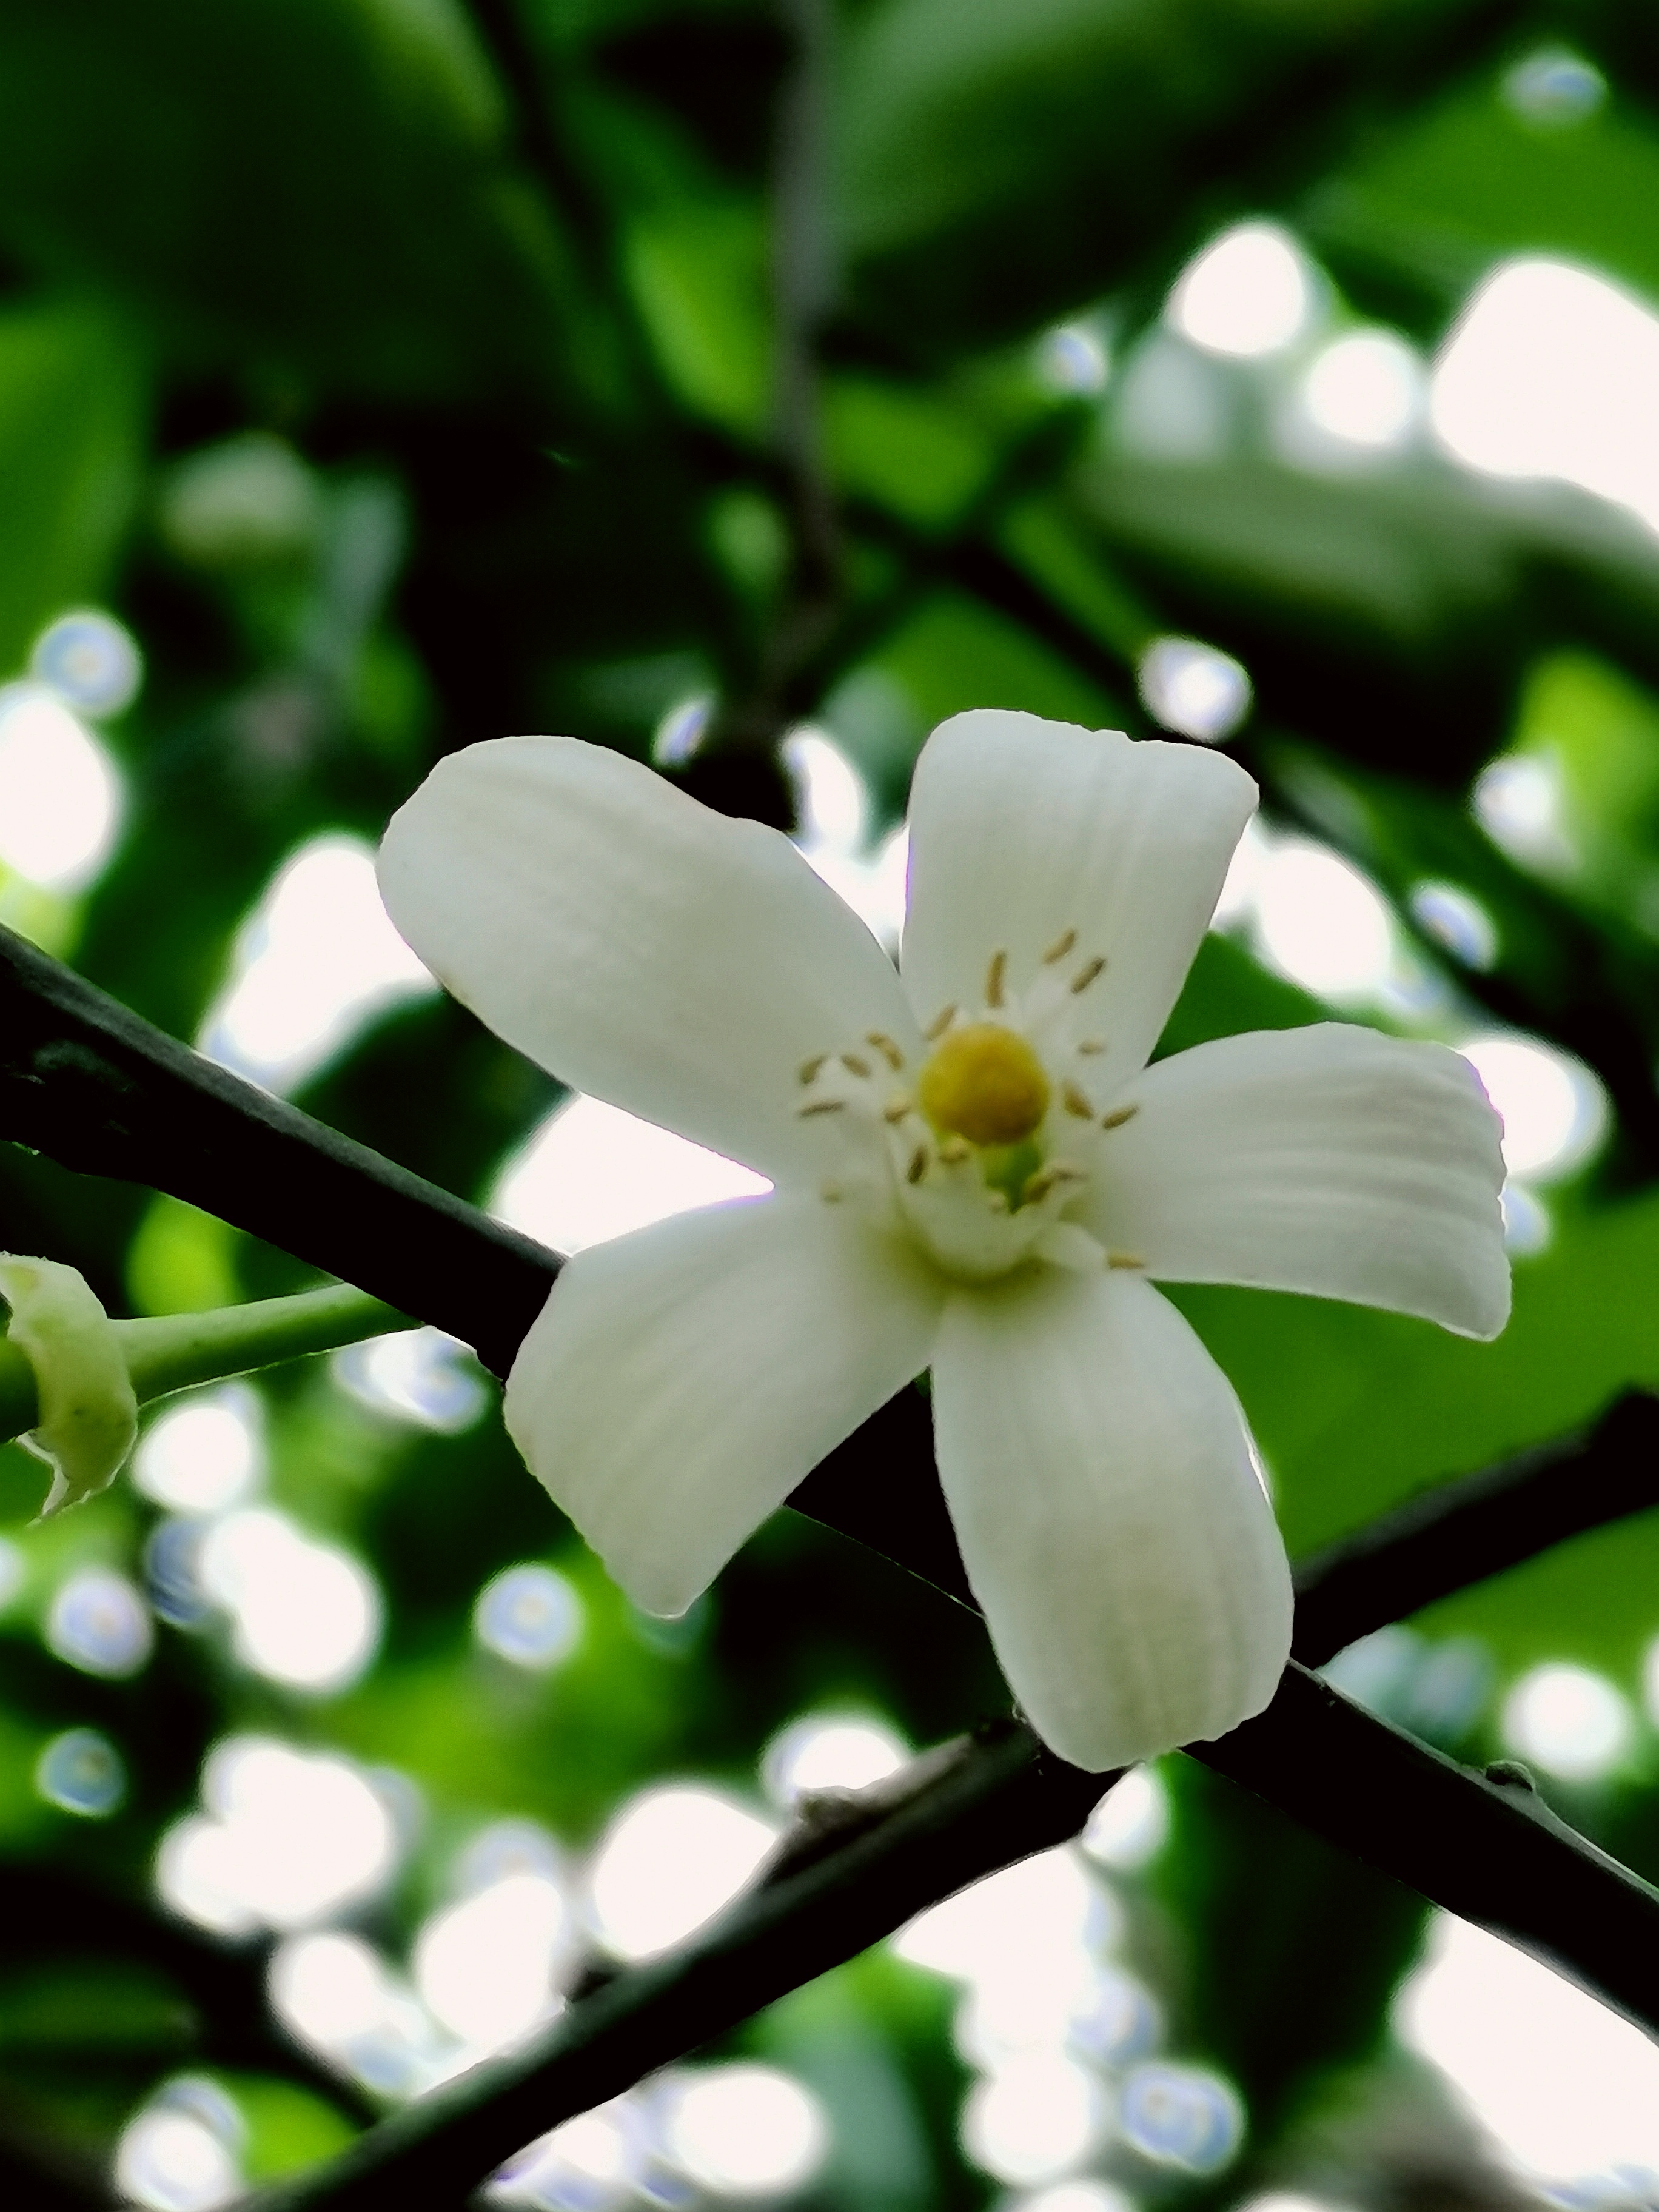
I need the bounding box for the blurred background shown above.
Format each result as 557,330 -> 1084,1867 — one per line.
7,0 -> 1659,2205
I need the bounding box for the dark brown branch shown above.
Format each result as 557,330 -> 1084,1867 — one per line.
8,933 -> 1659,2203
705,0 -> 843,757
0,925 -> 558,1381
1291,1390 -> 1659,1667
243,1701 -> 1659,2208
242,1723 -> 1110,2210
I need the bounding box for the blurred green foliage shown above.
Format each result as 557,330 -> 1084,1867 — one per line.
5,0 -> 1659,2205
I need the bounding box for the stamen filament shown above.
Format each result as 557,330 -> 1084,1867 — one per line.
1022,1161 -> 1085,1204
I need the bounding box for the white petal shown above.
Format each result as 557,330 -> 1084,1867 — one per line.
1088,1024 -> 1510,1339
503,1193 -> 945,1615
900,712 -> 1257,1087
931,1269 -> 1291,1771
0,1256 -> 137,1514
379,737 -> 919,1181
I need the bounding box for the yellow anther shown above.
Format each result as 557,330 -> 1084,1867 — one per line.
866,1032 -> 905,1070
799,1053 -> 827,1085
882,1093 -> 913,1124
1107,1250 -> 1144,1270
1078,1038 -> 1105,1055
798,1098 -> 845,1118
1061,1081 -> 1094,1119
1070,955 -> 1106,994
923,1004 -> 957,1041
985,950 -> 1008,1008
939,1135 -> 970,1165
906,1144 -> 929,1185
841,1052 -> 871,1079
1042,927 -> 1077,965
917,1022 -> 1050,1148
1101,1103 -> 1139,1130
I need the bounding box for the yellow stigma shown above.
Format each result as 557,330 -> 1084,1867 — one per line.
917,1022 -> 1050,1148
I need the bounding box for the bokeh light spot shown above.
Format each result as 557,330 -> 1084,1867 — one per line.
1457,1033 -> 1607,1181
1409,880 -> 1499,970
1080,1768 -> 1170,1872
1168,223 -> 1312,358
492,1096 -> 769,1257
587,1785 -> 776,1961
1252,839 -> 1394,1002
32,608 -> 142,717
334,1327 -> 486,1432
1300,330 -> 1421,449
1398,1912 -> 1659,2182
47,1567 -> 153,1678
415,1870 -> 571,2049
475,1564 -> 585,1672
1137,637 -> 1251,743
200,834 -> 435,1092
1500,1662 -> 1632,1783
36,1726 -> 127,1817
961,2052 -> 1104,2186
0,682 -> 122,890
762,1711 -> 909,1805
156,1737 -> 400,1933
1433,260 -> 1659,536
133,1387 -> 263,1516
1118,2061 -> 1244,2173
662,2065 -> 829,2197
197,1507 -> 381,1694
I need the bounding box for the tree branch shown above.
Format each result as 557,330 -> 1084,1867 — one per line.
0,927 -> 557,1381
706,0 -> 843,757
8,934 -> 1659,2203
1290,1389 -> 1659,1667
245,1679 -> 1659,2206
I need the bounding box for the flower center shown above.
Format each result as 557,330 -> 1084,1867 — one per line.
917,1022 -> 1050,1148
794,931 -> 1143,1284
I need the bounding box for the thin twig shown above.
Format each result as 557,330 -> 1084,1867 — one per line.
244,1627 -> 1659,2205
242,1723 -> 1108,2210
706,0 -> 843,757
0,927 -> 557,1380
1290,1389 -> 1659,1667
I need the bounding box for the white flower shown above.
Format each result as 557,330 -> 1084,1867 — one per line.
379,710 -> 1509,1771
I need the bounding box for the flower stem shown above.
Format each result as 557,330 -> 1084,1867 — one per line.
0,1284 -> 417,1447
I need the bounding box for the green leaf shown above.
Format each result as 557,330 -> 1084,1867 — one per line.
0,0 -> 584,403
1173,1182 -> 1659,1679
834,0 -> 1507,348
1316,72 -> 1659,316
0,299 -> 146,675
